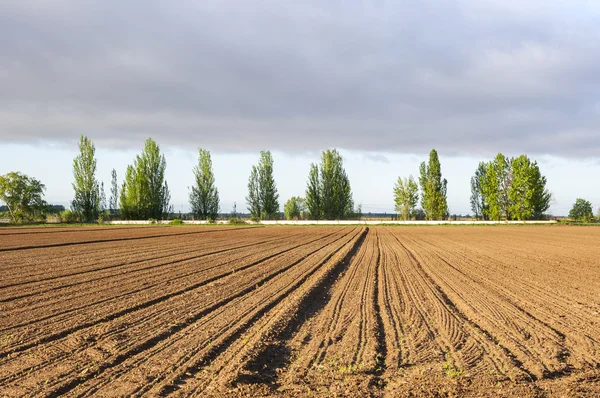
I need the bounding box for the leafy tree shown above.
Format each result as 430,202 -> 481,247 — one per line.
480,154 -> 551,220
246,166 -> 261,220
258,151 -> 279,219
246,151 -> 280,220
482,153 -> 511,220
469,162 -> 488,220
529,161 -> 552,219
305,164 -> 322,219
509,155 -> 553,220
72,135 -> 100,222
569,198 -> 594,222
419,149 -> 448,220
284,196 -> 305,220
305,149 -> 354,220
0,172 -> 46,223
99,182 -> 107,214
189,148 -> 220,220
393,175 -> 419,220
109,169 -> 119,216
321,150 -> 353,219
120,138 -> 171,219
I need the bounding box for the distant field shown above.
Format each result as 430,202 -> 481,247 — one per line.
1,226 -> 599,396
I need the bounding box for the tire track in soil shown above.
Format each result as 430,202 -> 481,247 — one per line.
0,226 -> 259,252
175,228 -> 368,397
124,228 -> 363,397
40,228 -> 361,397
385,229 -> 530,381
412,231 -> 600,372
395,231 -> 567,380
230,228 -> 372,394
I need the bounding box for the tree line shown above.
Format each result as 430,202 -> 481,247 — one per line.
0,135 -> 597,223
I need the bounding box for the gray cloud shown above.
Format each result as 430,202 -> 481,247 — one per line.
1,0 -> 599,156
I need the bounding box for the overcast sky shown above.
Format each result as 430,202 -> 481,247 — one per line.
1,1 -> 600,215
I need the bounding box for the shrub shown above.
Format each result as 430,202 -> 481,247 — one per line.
169,218 -> 183,225
228,217 -> 247,225
97,211 -> 110,225
148,218 -> 157,225
60,210 -> 81,223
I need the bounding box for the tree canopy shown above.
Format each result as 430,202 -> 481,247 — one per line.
305,149 -> 354,220
284,196 -> 305,220
120,138 -> 171,219
189,148 -> 220,220
475,153 -> 551,220
569,198 -> 593,222
0,172 -> 46,223
394,175 -> 419,221
246,151 -> 279,220
71,135 -> 100,222
419,149 -> 448,220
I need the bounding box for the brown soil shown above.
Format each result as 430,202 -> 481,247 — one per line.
1,225 -> 599,397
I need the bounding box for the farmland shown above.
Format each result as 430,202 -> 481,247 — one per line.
1,225 -> 599,397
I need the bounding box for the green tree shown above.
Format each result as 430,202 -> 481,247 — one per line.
569,198 -> 594,222
509,155 -> 552,220
189,148 -> 220,220
529,161 -> 552,219
419,149 -> 448,220
393,175 -> 419,221
482,153 -> 511,220
470,162 -> 488,220
284,196 -> 305,220
246,166 -> 261,220
479,154 -> 551,221
0,172 -> 46,223
258,151 -> 279,219
99,182 -> 107,214
246,151 -> 280,220
305,149 -> 354,220
109,168 -> 119,216
72,135 -> 100,222
119,138 -> 170,219
305,164 -> 322,219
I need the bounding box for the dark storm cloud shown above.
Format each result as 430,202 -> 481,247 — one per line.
1,0 -> 599,156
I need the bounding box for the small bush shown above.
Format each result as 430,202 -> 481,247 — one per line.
169,219 -> 183,225
228,217 -> 247,225
60,210 -> 80,223
147,218 -> 157,225
97,212 -> 110,225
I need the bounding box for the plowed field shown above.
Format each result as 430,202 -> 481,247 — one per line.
1,225 -> 599,397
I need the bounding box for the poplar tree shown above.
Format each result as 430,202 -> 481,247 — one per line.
305,149 -> 354,220
189,148 -> 220,220
120,138 -> 170,219
305,164 -> 322,219
109,168 -> 119,216
394,175 -> 419,221
72,135 -> 99,222
419,149 -> 448,220
284,196 -> 305,220
246,151 -> 279,220
469,162 -> 488,220
246,166 -> 261,220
